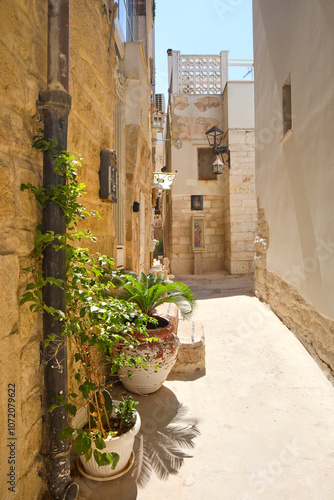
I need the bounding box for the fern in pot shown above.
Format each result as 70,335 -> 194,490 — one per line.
111,271 -> 197,395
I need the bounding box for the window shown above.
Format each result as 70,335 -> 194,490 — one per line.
118,0 -> 137,42
282,73 -> 292,137
198,148 -> 217,180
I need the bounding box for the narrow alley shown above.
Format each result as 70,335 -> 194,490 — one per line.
75,275 -> 334,500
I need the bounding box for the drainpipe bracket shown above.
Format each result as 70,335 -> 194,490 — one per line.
37,90 -> 72,121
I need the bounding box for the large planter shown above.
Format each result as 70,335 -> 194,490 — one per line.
73,401 -> 141,479
116,316 -> 181,395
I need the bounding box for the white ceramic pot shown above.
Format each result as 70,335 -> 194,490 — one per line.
116,316 -> 181,395
72,401 -> 141,478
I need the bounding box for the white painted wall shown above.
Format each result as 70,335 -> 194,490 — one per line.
253,0 -> 334,318
225,81 -> 254,129
122,42 -> 151,144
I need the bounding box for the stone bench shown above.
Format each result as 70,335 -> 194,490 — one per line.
171,319 -> 205,375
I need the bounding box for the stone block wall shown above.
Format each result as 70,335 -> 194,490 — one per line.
125,124 -> 153,273
255,203 -> 334,382
170,194 -> 225,275
0,1 -> 47,498
0,1 -> 154,498
225,129 -> 257,275
168,129 -> 256,277
69,0 -> 118,261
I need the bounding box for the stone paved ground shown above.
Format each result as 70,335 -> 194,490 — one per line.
74,275 -> 334,500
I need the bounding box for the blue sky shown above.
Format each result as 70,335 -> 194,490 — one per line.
154,0 -> 253,101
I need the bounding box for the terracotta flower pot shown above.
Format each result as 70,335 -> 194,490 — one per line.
116,316 -> 181,395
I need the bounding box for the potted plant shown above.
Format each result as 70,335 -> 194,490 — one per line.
48,251 -> 147,479
69,394 -> 142,479
20,135 -> 149,479
111,271 -> 197,394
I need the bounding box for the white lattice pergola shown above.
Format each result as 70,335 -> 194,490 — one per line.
179,55 -> 222,95
168,51 -> 253,95
168,51 -> 228,95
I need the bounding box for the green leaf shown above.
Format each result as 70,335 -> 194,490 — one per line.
84,447 -> 93,463
56,394 -> 66,404
74,433 -> 92,456
44,334 -> 56,347
64,403 -> 77,417
94,433 -> 106,451
25,283 -> 37,291
79,381 -> 95,398
48,404 -> 58,413
93,450 -> 120,469
59,426 -> 75,440
20,292 -> 35,305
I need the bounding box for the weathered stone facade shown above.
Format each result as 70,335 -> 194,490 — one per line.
0,2 -> 47,498
165,52 -> 256,276
170,194 -> 225,275
125,124 -> 153,272
225,129 -> 257,274
0,1 -> 155,498
255,203 -> 334,382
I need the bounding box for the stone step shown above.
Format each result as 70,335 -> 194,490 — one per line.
172,319 -> 205,375
156,303 -> 205,375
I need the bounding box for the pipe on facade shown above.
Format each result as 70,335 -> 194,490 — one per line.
108,2 -> 118,53
40,1 -> 78,498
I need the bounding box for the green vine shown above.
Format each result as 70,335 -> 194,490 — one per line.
20,133 -> 147,468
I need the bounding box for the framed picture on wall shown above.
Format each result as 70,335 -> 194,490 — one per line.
192,216 -> 205,251
191,194 -> 203,211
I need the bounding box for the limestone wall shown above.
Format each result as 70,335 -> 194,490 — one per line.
168,128 -> 256,276
170,194 -> 225,275
222,82 -> 256,275
255,204 -> 334,381
225,129 -> 256,274
122,41 -> 154,273
166,70 -> 256,276
0,1 -> 153,498
168,92 -> 226,275
69,0 -> 118,261
125,124 -> 153,273
0,1 -> 47,497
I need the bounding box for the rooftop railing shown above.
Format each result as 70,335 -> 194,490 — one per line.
170,51 -> 254,95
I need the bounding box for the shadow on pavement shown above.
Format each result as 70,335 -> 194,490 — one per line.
168,369 -> 206,381
175,274 -> 254,300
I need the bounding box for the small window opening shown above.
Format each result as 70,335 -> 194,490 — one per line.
198,148 -> 217,181
282,73 -> 292,137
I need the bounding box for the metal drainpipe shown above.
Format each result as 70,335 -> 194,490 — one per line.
39,1 -> 78,498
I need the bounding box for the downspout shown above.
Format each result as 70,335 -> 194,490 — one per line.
39,1 -> 78,499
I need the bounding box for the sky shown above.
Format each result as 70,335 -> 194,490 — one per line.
154,0 -> 254,103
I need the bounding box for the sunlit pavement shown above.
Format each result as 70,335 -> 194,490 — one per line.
74,275 -> 334,500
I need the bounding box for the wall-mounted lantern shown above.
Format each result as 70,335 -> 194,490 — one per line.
212,156 -> 224,175
99,150 -> 117,202
205,126 -> 230,172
